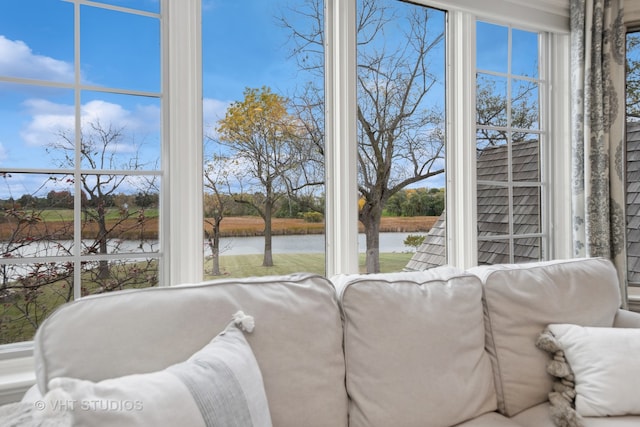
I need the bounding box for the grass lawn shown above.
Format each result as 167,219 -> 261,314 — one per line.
203,251 -> 415,279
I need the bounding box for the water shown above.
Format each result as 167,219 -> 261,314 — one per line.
208,232 -> 420,256
1,232 -> 421,258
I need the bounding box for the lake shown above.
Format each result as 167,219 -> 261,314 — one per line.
1,232 -> 423,258
208,232 -> 421,256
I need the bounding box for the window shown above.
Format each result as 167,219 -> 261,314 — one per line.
0,0 -> 161,346
356,0 -> 446,274
202,0 -> 326,278
475,21 -> 547,264
626,29 -> 640,288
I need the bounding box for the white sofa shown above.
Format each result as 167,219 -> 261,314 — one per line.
20,257 -> 640,426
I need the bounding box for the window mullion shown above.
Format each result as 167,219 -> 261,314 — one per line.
324,0 -> 359,276
164,0 -> 203,285
447,10 -> 478,269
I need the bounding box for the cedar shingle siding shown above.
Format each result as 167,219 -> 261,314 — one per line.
407,123 -> 640,272
627,121 -> 640,283
406,139 -> 541,270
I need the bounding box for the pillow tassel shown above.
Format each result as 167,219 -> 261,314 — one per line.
536,328 -> 584,427
232,310 -> 255,333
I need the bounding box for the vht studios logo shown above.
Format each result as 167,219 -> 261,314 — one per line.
35,399 -> 144,412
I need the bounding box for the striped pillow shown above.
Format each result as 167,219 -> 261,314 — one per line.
44,312 -> 271,427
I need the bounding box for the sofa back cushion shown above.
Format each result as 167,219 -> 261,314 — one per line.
34,273 -> 347,427
334,268 -> 497,427
469,258 -> 621,417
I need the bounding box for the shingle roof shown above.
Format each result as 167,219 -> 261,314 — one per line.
626,121 -> 640,283
408,123 -> 640,272
405,139 -> 540,271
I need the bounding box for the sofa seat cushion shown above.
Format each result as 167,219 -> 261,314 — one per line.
334,268 -> 497,427
469,258 -> 621,417
452,412 -> 523,426
512,403 -> 640,427
34,273 -> 347,427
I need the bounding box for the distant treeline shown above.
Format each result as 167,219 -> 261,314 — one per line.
384,187 -> 445,217
204,187 -> 444,220
0,190 -> 159,211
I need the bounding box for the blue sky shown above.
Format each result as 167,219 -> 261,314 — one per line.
0,0 -> 161,201
0,0 -> 546,199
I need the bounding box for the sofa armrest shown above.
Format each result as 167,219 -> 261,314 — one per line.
613,308 -> 640,328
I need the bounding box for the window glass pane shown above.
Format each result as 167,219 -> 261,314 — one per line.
80,174 -> 159,255
202,0 -> 326,278
513,135 -> 540,182
477,132 -> 508,182
477,239 -> 509,265
513,237 -> 541,263
0,173 -> 75,259
513,186 -> 540,234
512,79 -> 539,130
80,92 -> 161,170
0,1 -> 73,83
512,29 -> 538,78
81,5 -> 160,91
81,257 -> 158,297
477,184 -> 509,236
0,262 -> 73,343
357,0 -> 446,273
476,22 -> 508,73
477,73 -> 508,127
0,84 -> 75,169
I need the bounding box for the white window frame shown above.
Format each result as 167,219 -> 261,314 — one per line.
321,0 -> 572,272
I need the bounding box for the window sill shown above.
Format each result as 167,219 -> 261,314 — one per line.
628,287 -> 640,313
0,356 -> 35,405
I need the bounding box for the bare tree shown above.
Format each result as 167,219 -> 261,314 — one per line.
49,120 -> 156,280
203,154 -> 234,276
0,119 -> 160,344
282,0 -> 446,272
476,74 -> 540,151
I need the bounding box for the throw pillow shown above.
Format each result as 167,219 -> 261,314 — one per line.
45,311 -> 271,427
537,324 -> 640,425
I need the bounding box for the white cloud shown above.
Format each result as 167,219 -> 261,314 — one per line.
0,36 -> 73,83
19,99 -> 74,146
19,98 -> 161,156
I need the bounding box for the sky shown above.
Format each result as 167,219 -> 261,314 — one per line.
0,0 -> 548,200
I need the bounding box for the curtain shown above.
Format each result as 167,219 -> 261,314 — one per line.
570,0 -> 627,307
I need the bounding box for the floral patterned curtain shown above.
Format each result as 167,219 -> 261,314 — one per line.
571,0 -> 627,307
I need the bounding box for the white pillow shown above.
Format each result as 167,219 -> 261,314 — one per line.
547,323 -> 640,417
44,311 -> 272,427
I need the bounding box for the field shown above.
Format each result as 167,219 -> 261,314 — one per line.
0,211 -> 438,239
208,215 -> 439,236
204,252 -> 415,280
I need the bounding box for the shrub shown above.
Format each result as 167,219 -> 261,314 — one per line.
302,211 -> 323,223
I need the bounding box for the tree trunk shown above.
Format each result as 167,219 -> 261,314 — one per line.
206,217 -> 223,276
360,201 -> 383,273
365,218 -> 381,273
263,198 -> 274,267
97,202 -> 109,280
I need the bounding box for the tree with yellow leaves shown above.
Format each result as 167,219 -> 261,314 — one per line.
216,86 -> 312,267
